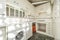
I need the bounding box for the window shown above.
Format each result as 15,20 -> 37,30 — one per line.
37,23 -> 46,32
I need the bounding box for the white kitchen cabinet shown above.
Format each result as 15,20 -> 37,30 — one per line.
6,4 -> 25,18
26,22 -> 32,40
0,27 -> 6,40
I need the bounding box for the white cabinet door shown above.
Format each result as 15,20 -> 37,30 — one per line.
0,27 -> 6,40
26,23 -> 32,39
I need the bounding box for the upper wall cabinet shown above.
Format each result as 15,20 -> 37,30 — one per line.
6,4 -> 25,18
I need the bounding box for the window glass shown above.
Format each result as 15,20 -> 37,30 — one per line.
37,23 -> 46,32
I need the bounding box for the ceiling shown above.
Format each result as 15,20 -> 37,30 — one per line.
28,0 -> 50,3
28,0 -> 53,6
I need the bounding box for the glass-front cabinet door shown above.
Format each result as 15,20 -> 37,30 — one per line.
10,8 -> 14,16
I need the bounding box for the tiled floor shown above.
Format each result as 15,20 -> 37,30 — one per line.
28,33 -> 54,40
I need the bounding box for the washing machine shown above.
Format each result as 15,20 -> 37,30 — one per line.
15,29 -> 26,40
8,28 -> 26,40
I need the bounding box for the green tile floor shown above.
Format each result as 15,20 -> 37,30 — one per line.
28,33 -> 54,40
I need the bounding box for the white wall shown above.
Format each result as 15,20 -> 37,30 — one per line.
0,0 -> 56,39
35,3 -> 51,18
35,3 -> 54,37
53,0 -> 60,40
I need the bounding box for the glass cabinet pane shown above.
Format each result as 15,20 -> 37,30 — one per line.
6,7 -> 9,16
10,8 -> 14,16
20,11 -> 22,17
23,11 -> 25,17
15,10 -> 18,17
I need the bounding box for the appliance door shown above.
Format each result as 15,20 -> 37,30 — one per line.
8,29 -> 26,40
0,27 -> 6,40
15,29 -> 26,40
